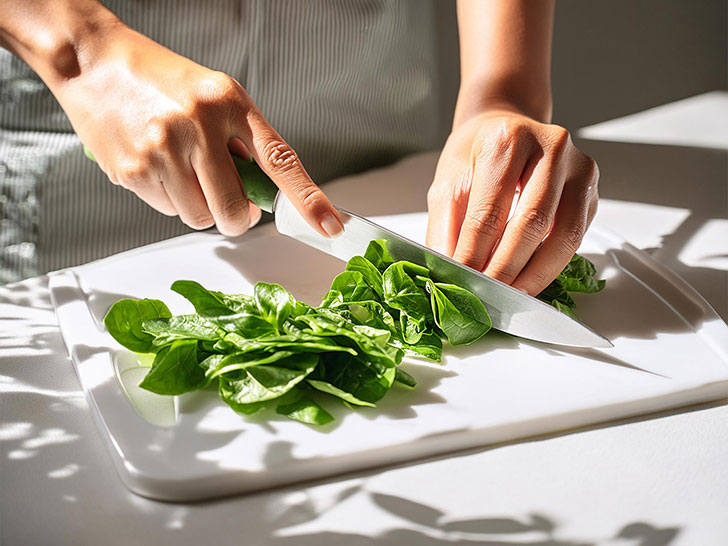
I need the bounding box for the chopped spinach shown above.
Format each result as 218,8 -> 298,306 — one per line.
104,240 -> 604,425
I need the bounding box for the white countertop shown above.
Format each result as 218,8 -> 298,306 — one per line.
2,96 -> 727,545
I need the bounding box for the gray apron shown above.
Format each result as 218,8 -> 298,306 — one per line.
0,0 -> 447,283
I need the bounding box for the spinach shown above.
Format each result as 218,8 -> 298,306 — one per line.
138,339 -> 207,395
537,254 -> 605,316
104,240 -> 604,426
104,298 -> 171,353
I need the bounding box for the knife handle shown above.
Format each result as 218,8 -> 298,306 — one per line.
82,146 -> 278,214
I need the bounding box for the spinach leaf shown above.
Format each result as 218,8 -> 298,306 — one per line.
212,313 -> 279,338
138,339 -> 206,395
364,240 -> 395,272
425,280 -> 491,345
559,254 -> 606,294
308,352 -> 396,406
276,393 -> 334,425
218,353 -> 318,413
321,271 -> 378,307
142,315 -> 224,347
171,280 -> 238,316
104,298 -> 172,353
382,262 -> 431,345
394,366 -> 417,388
254,282 -> 294,330
536,255 -> 604,316
345,256 -> 384,298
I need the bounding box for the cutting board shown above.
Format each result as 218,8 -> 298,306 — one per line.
49,157 -> 728,501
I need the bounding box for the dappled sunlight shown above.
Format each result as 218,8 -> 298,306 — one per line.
678,219 -> 728,272
578,91 -> 728,150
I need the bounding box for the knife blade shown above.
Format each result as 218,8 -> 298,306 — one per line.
228,155 -> 612,349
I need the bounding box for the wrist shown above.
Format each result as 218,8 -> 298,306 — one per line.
453,75 -> 553,129
1,1 -> 123,89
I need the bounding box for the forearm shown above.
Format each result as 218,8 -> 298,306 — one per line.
0,0 -> 122,90
454,0 -> 554,127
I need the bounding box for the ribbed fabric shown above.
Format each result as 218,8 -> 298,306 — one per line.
0,0 -> 444,283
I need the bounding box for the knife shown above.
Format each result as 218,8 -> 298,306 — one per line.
84,148 -> 612,348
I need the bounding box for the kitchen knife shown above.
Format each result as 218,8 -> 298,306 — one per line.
229,155 -> 612,349
84,148 -> 612,348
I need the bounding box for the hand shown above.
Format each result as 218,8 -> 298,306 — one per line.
54,24 -> 343,237
426,108 -> 599,295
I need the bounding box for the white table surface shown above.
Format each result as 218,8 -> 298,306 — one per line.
2,96 -> 727,545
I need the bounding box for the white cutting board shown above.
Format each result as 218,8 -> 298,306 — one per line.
48,159 -> 728,502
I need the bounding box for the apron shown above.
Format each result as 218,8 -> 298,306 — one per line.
0,0 -> 446,283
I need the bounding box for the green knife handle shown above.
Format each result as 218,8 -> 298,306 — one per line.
82,145 -> 278,213
230,154 -> 278,213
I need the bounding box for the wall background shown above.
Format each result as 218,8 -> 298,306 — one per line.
434,0 -> 728,134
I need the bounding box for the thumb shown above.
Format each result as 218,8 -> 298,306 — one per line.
238,109 -> 343,238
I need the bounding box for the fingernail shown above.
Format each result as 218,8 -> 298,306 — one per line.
320,212 -> 344,238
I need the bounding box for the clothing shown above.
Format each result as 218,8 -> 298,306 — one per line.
0,0 -> 450,283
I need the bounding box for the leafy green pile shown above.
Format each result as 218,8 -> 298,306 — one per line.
104,241 -> 492,425
104,241 -> 603,426
536,254 -> 606,318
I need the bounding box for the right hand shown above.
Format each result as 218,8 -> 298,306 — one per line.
55,23 -> 343,237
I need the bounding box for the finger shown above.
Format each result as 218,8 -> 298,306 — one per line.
159,157 -> 215,230
192,143 -> 250,236
484,155 -> 565,284
512,162 -> 599,295
114,158 -> 182,218
235,108 -> 343,238
248,201 -> 262,228
131,180 -> 178,216
228,137 -> 250,160
451,139 -> 533,272
426,158 -> 471,257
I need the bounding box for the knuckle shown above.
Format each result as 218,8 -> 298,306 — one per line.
212,191 -> 248,222
548,125 -> 571,153
261,139 -> 300,174
562,221 -> 585,251
191,72 -> 243,115
487,260 -> 520,282
297,184 -> 325,212
517,208 -> 552,241
184,210 -> 215,230
529,269 -> 554,292
465,202 -> 509,239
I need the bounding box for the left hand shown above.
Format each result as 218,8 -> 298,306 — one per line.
426,108 -> 599,296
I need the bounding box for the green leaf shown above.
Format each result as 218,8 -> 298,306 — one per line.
394,366 -> 417,388
254,282 -> 295,329
309,352 -> 396,405
345,256 -> 384,298
559,254 -> 606,294
171,280 -> 237,316
382,262 -> 431,344
324,271 -> 378,306
551,299 -> 579,319
363,240 -> 395,272
218,354 -> 318,412
139,339 -> 206,395
537,278 -> 576,309
348,301 -> 396,332
426,281 -> 491,345
203,350 -> 298,380
212,313 -> 279,338
276,393 -> 334,425
104,298 -> 172,353
142,314 -> 225,346
396,330 -> 443,362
